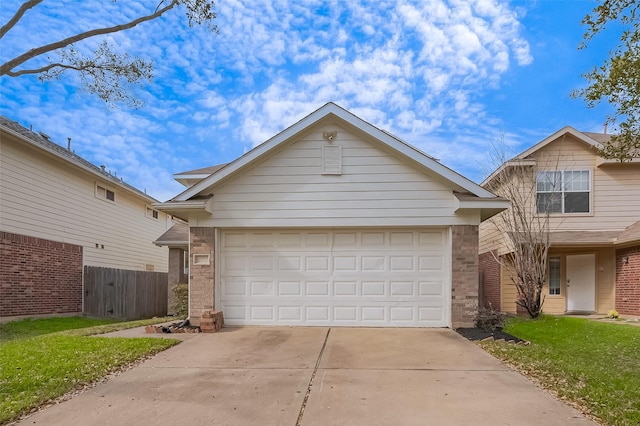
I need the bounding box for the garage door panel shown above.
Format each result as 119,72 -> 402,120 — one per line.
306,281 -> 330,295
219,229 -> 448,327
278,281 -> 302,296
278,306 -> 301,320
306,257 -> 329,271
278,256 -> 301,270
419,256 -> 443,270
250,281 -> 274,296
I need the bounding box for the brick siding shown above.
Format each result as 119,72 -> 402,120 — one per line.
189,228 -> 215,325
451,225 -> 479,327
479,251 -> 501,310
0,231 -> 83,317
615,245 -> 640,316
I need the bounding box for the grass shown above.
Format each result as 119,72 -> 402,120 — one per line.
0,316 -> 179,424
480,316 -> 640,426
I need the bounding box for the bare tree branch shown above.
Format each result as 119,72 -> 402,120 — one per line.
0,0 -> 42,40
0,0 -> 178,77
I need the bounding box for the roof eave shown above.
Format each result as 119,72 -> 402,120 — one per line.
173,103 -> 498,201
153,199 -> 213,220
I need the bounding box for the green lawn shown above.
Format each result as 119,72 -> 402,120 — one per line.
480,316 -> 640,426
0,317 -> 179,424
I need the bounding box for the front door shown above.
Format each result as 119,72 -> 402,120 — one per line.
566,253 -> 596,312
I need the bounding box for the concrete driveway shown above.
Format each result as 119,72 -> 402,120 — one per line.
18,327 -> 596,426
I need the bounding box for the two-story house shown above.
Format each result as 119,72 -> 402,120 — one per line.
0,116 -> 173,320
479,126 -> 640,316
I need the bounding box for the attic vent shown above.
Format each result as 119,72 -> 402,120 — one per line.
322,145 -> 342,175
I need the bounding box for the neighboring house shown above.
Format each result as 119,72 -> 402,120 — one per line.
153,221 -> 189,314
0,116 -> 173,320
155,103 -> 508,328
479,126 -> 640,316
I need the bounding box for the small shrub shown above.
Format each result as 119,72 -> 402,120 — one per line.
172,283 -> 189,318
475,305 -> 506,330
606,309 -> 619,319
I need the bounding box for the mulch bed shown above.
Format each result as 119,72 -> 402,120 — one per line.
456,327 -> 528,344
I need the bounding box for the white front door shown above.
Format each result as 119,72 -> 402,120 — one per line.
218,228 -> 450,327
566,253 -> 596,312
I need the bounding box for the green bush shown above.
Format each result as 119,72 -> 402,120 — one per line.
172,283 -> 189,318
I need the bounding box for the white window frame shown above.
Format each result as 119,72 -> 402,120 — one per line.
548,256 -> 561,295
146,205 -> 159,220
95,183 -> 116,203
536,170 -> 591,214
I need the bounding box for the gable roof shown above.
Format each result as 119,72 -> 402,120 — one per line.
617,220 -> 640,246
173,163 -> 228,187
153,223 -> 189,247
482,126 -> 608,186
173,102 -> 499,202
0,116 -> 159,204
515,126 -> 604,160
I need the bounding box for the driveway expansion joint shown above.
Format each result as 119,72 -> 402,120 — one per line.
295,328 -> 331,426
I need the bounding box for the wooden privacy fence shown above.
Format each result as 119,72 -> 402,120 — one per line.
84,266 -> 168,320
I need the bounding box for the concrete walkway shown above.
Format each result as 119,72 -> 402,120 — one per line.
17,327 -> 597,426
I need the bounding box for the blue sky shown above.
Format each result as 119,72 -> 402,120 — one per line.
0,0 -> 617,201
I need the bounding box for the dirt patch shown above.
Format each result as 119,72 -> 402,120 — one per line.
456,327 -> 528,344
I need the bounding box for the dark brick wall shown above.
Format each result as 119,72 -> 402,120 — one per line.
615,245 -> 640,316
451,225 -> 479,327
479,251 -> 501,310
0,231 -> 83,317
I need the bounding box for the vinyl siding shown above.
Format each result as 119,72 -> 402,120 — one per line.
195,124 -> 475,228
483,133 -> 633,314
500,261 -> 517,314
0,133 -> 170,272
532,135 -> 640,232
541,248 -> 616,315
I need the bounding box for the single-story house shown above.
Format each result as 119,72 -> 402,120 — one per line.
156,103 -> 508,327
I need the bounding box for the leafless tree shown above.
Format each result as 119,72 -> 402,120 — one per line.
484,146 -> 558,318
0,0 -> 218,108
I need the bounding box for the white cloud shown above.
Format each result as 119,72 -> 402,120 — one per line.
0,0 -> 538,197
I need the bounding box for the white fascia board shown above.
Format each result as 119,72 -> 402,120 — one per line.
174,173 -> 211,187
174,102 -> 499,201
153,198 -> 213,214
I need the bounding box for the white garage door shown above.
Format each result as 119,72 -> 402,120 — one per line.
218,229 -> 449,327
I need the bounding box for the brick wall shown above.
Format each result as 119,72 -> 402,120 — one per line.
451,225 -> 479,327
189,227 -> 215,325
479,251 -> 501,310
615,245 -> 640,316
0,231 -> 83,317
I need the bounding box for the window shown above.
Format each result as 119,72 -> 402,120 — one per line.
549,256 -> 561,295
536,170 -> 590,214
183,250 -> 189,275
96,184 -> 115,202
146,206 -> 159,219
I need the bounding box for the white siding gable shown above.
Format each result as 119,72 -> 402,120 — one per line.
193,124 -> 479,228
